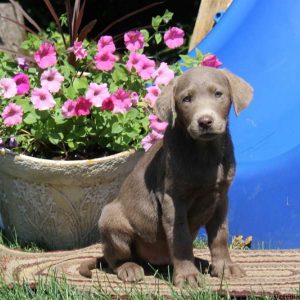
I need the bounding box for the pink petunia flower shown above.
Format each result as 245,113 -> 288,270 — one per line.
149,114 -> 168,133
126,51 -> 143,72
124,30 -> 144,51
34,42 -> 57,69
1,103 -> 23,127
68,41 -> 87,60
130,91 -> 139,106
111,88 -> 132,114
202,54 -> 223,68
126,52 -> 155,80
85,83 -> 110,107
74,96 -> 92,116
31,87 -> 56,110
94,50 -> 116,71
141,131 -> 164,152
101,96 -> 114,111
164,27 -> 185,49
40,68 -> 64,93
97,35 -> 116,52
135,54 -> 155,80
0,78 -> 17,98
142,114 -> 168,151
61,99 -> 76,118
13,73 -> 30,95
152,62 -> 174,86
16,57 -> 29,70
145,85 -> 161,107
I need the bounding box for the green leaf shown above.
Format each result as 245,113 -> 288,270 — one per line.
112,64 -> 128,83
93,72 -> 103,83
140,29 -> 150,42
62,85 -> 77,99
111,123 -> 123,134
23,113 -> 38,125
162,9 -> 174,23
152,16 -> 162,31
126,131 -> 138,138
59,13 -> 68,27
141,116 -> 149,130
53,112 -> 67,125
49,132 -> 64,145
15,98 -> 33,113
27,67 -> 38,76
109,81 -> 118,93
195,48 -> 203,60
60,63 -> 75,79
126,108 -> 139,119
73,77 -> 88,93
154,33 -> 162,44
75,126 -> 86,138
67,140 -> 76,150
179,55 -> 194,67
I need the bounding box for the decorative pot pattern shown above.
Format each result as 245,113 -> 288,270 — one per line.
0,149 -> 142,250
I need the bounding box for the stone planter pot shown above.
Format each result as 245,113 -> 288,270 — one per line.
0,149 -> 142,250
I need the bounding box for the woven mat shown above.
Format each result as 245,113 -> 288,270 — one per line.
0,244 -> 299,298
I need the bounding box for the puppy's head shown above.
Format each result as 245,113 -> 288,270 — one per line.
154,66 -> 253,141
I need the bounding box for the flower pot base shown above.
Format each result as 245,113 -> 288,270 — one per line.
0,149 -> 142,250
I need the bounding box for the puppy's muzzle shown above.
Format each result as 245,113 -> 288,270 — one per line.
198,115 -> 213,130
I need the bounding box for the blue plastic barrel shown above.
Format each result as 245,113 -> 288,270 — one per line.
193,0 -> 300,248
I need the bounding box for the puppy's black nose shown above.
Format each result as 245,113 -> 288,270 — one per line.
198,115 -> 213,129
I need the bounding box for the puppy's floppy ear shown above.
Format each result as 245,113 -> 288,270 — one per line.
153,78 -> 176,125
221,69 -> 254,116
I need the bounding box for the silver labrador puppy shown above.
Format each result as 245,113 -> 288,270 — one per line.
80,66 -> 253,287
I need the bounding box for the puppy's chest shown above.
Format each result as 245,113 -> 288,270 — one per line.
171,162 -> 229,214
171,159 -> 227,189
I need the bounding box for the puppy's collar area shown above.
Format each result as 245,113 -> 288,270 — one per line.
165,121 -> 228,150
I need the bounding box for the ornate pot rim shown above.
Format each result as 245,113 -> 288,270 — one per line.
0,148 -> 142,184
0,147 -> 136,166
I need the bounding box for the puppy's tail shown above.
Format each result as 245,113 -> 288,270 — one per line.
78,257 -> 103,278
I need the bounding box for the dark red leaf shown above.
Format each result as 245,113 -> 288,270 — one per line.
96,1 -> 164,39
43,0 -> 67,48
71,0 -> 81,43
78,19 -> 97,41
74,0 -> 86,40
66,0 -> 73,42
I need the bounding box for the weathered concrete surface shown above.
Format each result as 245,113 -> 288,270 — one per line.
0,2 -> 25,51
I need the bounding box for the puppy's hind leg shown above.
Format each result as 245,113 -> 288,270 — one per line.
98,202 -> 144,283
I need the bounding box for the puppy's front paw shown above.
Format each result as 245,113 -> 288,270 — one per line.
116,262 -> 144,283
173,263 -> 202,288
210,260 -> 245,278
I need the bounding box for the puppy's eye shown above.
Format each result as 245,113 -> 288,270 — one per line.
215,91 -> 223,98
182,95 -> 192,103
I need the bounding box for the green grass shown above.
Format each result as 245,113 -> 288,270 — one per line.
193,237 -> 208,249
0,230 -> 43,252
0,274 -> 292,300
